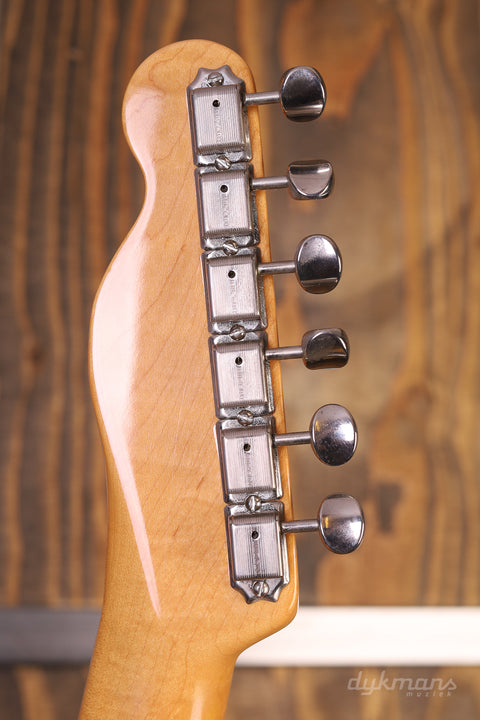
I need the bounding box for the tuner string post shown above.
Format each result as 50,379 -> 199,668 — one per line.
257,260 -> 296,276
274,431 -> 310,447
251,176 -> 289,192
282,519 -> 319,534
264,345 -> 303,362
244,90 -> 280,106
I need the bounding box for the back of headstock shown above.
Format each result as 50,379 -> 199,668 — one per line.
80,40 -> 363,719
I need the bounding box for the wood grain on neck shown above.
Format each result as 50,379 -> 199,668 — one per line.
79,40 -> 297,720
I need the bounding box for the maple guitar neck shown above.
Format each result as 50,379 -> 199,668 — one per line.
80,38 -> 364,719
79,41 -> 298,719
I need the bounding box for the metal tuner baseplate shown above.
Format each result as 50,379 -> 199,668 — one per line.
187,62 -> 363,604
187,65 -> 252,166
225,502 -> 289,603
202,247 -> 266,334
209,332 -> 274,419
195,164 -> 258,249
215,416 -> 281,504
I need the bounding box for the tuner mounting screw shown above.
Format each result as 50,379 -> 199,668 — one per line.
237,409 -> 254,426
230,324 -> 246,341
246,494 -> 262,512
215,155 -> 231,171
206,71 -> 224,87
252,580 -> 269,598
222,239 -> 239,255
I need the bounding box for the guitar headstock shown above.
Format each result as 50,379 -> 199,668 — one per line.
81,40 -> 363,719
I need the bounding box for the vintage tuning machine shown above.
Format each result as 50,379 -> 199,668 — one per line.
208,328 -> 349,419
188,65 -> 326,166
224,489 -> 364,602
195,161 -> 333,248
216,405 -> 357,506
202,235 -> 341,334
187,60 -> 364,603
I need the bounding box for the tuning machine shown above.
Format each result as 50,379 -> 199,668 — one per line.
196,162 -> 333,248
188,65 -> 326,166
202,235 -> 341,334
216,405 -> 356,504
209,331 -> 349,418
225,493 -> 364,602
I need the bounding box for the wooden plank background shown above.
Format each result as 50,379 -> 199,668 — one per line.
1,0 -> 480,717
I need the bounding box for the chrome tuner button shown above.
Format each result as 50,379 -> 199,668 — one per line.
301,328 -> 348,369
244,66 -> 326,122
274,403 -> 357,466
251,160 -> 333,200
279,67 -> 326,121
310,405 -> 357,465
282,494 -> 365,554
295,235 -> 341,293
265,329 -> 349,370
287,160 -> 333,199
257,235 -> 342,295
319,494 -> 365,553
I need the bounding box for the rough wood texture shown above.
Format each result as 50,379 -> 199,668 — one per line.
1,0 -> 480,717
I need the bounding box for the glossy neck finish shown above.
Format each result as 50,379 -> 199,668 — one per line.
79,39 -> 298,719
81,588 -> 236,719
